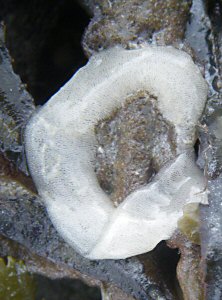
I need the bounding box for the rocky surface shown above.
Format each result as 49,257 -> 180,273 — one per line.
82,0 -> 192,57
0,22 -> 179,298
0,25 -> 35,174
192,2 -> 222,299
198,96 -> 222,299
0,169 -> 179,299
1,0 -> 222,299
200,178 -> 222,299
101,284 -> 136,300
168,232 -> 203,300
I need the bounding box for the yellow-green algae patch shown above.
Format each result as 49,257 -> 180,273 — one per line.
178,203 -> 200,245
0,256 -> 35,300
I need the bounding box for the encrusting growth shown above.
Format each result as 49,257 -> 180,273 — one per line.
25,45 -> 208,259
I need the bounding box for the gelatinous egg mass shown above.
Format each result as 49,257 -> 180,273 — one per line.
25,46 -> 208,259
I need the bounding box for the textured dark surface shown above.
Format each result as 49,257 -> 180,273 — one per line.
0,25 -> 35,173
0,178 -> 179,299
198,97 -> 222,300
34,275 -> 101,300
194,1 -> 222,299
200,178 -> 222,300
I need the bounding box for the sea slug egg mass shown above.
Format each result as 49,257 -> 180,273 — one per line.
25,45 -> 208,259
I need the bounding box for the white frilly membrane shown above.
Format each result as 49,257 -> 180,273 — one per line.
25,45 -> 208,259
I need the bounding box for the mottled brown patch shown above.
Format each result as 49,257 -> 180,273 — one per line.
83,0 -> 192,57
95,91 -> 176,205
101,283 -> 136,300
168,232 -> 204,300
0,154 -> 37,194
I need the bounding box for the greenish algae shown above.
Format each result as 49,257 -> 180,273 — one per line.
0,256 -> 35,300
178,203 -> 200,245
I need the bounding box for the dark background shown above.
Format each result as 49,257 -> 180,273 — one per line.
0,0 -> 89,105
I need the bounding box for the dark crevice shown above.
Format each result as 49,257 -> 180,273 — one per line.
34,275 -> 101,300
206,0 -> 222,31
0,0 -> 90,105
194,138 -> 200,158
139,241 -> 181,299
